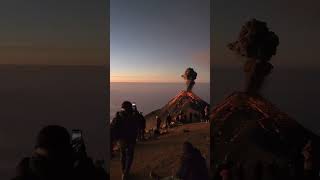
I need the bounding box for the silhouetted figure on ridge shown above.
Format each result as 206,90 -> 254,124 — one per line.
138,112 -> 146,141
111,101 -> 139,180
156,115 -> 162,131
189,112 -> 193,123
166,114 -> 172,128
204,105 -> 209,123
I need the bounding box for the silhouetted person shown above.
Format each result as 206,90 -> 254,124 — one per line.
183,114 -> 187,124
131,104 -> 145,141
150,141 -> 209,180
179,113 -> 185,124
204,105 -> 209,123
166,114 -> 172,128
176,142 -> 209,179
156,116 -> 162,131
220,169 -> 231,180
176,115 -> 181,123
302,140 -> 319,180
13,125 -> 106,180
138,112 -> 146,140
189,112 -> 193,123
215,163 -> 231,180
111,101 -> 139,180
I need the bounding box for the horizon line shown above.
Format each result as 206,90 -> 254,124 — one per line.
0,63 -> 107,67
110,81 -> 210,84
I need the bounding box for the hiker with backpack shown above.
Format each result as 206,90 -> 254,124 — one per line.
111,101 -> 140,180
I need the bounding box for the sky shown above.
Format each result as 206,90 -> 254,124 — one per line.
0,0 -> 108,65
212,0 -> 320,69
211,0 -> 320,132
110,0 -> 210,83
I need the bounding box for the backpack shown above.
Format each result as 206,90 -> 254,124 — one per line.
111,110 -> 139,142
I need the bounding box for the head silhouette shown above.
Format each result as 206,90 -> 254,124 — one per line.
30,125 -> 73,178
35,125 -> 72,160
121,101 -> 133,112
182,141 -> 194,154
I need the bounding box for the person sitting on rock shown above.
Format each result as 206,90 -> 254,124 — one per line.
150,141 -> 209,180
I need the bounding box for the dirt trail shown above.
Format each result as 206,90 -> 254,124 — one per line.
110,123 -> 210,180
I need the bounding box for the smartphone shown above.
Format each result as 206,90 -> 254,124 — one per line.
71,129 -> 84,154
72,129 -> 82,141
132,102 -> 137,111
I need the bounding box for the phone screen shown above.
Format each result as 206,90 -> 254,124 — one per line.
72,130 -> 82,141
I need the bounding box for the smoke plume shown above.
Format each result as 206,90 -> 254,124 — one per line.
181,68 -> 197,92
228,19 -> 279,94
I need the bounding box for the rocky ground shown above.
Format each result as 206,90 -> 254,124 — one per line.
110,122 -> 210,180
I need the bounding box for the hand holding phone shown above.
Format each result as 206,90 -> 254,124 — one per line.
71,129 -> 86,157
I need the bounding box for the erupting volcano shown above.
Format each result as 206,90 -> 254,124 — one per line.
181,67 -> 198,92
145,68 -> 208,128
210,19 -> 320,176
210,91 -> 320,174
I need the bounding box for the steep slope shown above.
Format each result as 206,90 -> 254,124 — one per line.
210,91 -> 319,168
145,90 -> 209,129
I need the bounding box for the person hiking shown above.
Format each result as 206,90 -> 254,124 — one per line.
111,101 -> 139,180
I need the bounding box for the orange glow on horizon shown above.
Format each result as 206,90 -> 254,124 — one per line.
110,75 -> 209,83
111,75 -> 181,83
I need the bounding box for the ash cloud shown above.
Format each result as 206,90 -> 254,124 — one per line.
228,18 -> 279,94
181,67 -> 197,92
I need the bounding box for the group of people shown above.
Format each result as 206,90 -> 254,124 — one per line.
155,106 -> 210,132
171,105 -> 210,124
12,125 -> 108,180
111,101 -> 210,180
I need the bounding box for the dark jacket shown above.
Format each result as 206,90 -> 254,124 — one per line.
139,113 -> 146,130
111,110 -> 139,143
12,156 -> 108,180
